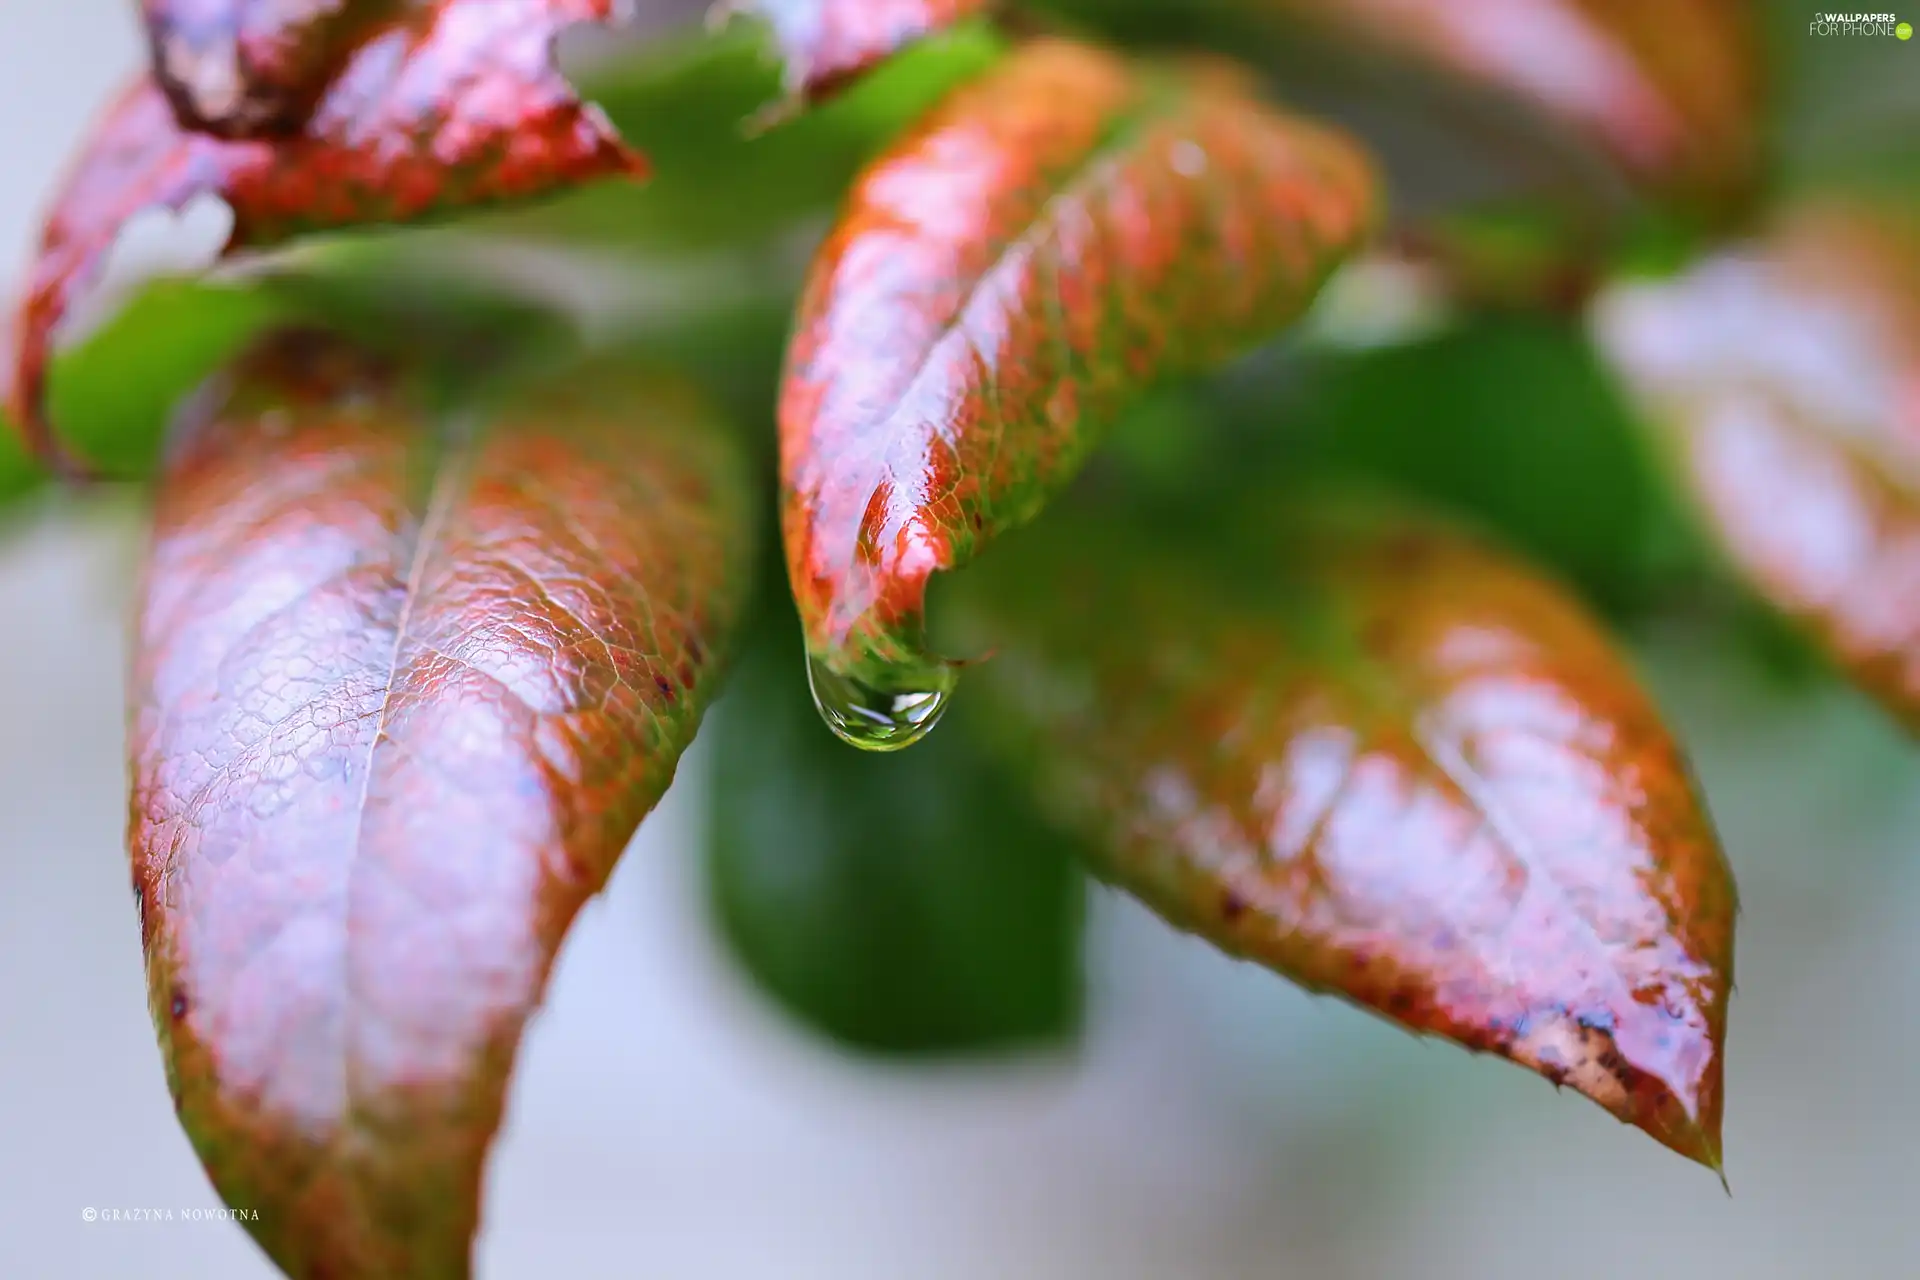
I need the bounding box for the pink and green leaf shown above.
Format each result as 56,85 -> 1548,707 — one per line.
9,0 -> 643,474
129,330 -> 754,1277
948,494 -> 1737,1169
779,38 -> 1379,744
1593,205 -> 1920,732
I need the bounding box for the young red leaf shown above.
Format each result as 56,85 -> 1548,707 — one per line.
129,330 -> 754,1277
950,499 -> 1736,1169
142,0 -> 407,137
1257,0 -> 1761,209
9,0 -> 643,475
1594,207 -> 1920,732
714,0 -> 992,101
779,38 -> 1379,747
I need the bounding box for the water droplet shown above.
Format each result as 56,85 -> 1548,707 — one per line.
807,654 -> 955,752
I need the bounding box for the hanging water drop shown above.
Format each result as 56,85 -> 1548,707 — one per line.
807,654 -> 956,752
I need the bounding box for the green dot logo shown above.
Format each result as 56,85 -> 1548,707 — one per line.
1900,19 -> 1914,38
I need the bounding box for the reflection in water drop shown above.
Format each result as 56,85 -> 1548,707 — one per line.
807,654 -> 956,752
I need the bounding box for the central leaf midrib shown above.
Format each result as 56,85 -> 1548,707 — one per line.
1301,581 -> 1633,996
339,422 -> 474,1114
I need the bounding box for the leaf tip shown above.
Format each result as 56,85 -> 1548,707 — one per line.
1509,998 -> 1727,1172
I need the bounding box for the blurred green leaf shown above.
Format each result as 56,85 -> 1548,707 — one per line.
707,590 -> 1085,1056
1,278 -> 288,486
615,295 -> 794,442
0,226 -> 799,503
492,21 -> 1007,251
0,428 -> 33,508
2,246 -> 581,490
1241,313 -> 1697,613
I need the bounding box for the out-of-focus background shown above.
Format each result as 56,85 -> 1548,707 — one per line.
2,2 -> 1918,1277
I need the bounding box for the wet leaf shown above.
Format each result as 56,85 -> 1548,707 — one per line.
9,0 -> 643,473
714,0 -> 993,102
780,38 -> 1378,746
1593,206 -> 1920,732
129,330 -> 755,1277
141,0 -> 406,137
708,588 -> 1084,1054
1253,0 -> 1764,211
948,495 -> 1736,1168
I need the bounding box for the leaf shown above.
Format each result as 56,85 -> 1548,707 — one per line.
0,233 -> 591,497
488,21 -> 1006,251
1592,205 -> 1920,732
714,0 -> 994,102
129,329 -> 755,1277
947,494 -> 1736,1169
1259,312 -> 1693,613
8,0 -> 644,474
1254,0 -> 1764,211
708,587 -> 1084,1054
779,37 -> 1379,745
0,279 -> 289,489
0,315 -> 33,508
142,0 -> 406,137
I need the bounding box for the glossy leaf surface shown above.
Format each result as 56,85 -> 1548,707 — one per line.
1257,0 -> 1763,209
10,0 -> 643,472
715,0 -> 992,101
780,38 -> 1378,741
708,590 -> 1084,1054
129,331 -> 754,1277
142,0 -> 406,137
1593,207 -> 1920,732
949,496 -> 1736,1167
